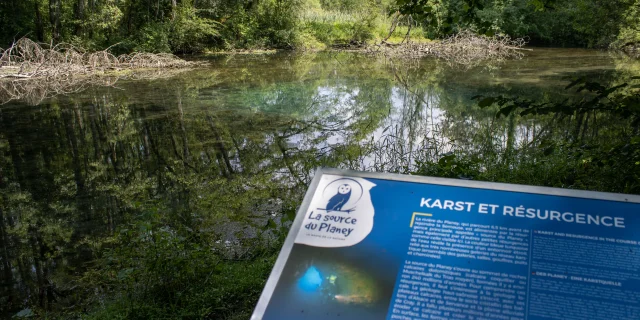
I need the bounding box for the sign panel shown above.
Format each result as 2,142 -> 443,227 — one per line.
251,168 -> 640,320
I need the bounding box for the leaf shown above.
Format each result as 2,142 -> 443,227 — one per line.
565,77 -> 585,90
117,268 -> 134,280
599,83 -> 628,97
519,108 -> 537,116
263,219 -> 277,231
543,145 -> 555,156
478,97 -> 496,108
14,309 -> 34,318
285,209 -> 296,222
579,82 -> 605,93
496,104 -> 517,117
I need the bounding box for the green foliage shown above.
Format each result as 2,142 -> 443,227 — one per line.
393,0 -> 479,35
251,0 -> 300,48
79,210 -> 278,319
414,153 -> 481,179
302,8 -> 381,46
130,23 -> 172,53
394,0 -> 639,48
169,3 -> 220,53
0,0 -> 423,51
473,77 -> 640,121
0,0 -> 302,52
564,0 -> 631,48
461,77 -> 640,193
209,0 -> 302,49
1,0 -> 639,51
614,0 -> 640,49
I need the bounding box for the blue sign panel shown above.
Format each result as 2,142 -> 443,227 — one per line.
251,168 -> 640,320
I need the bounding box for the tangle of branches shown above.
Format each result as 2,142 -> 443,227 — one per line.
370,30 -> 529,67
0,38 -> 195,104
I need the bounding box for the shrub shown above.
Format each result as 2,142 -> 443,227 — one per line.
80,210 -> 279,319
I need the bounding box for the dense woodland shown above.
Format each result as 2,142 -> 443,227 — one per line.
1,0 -> 639,52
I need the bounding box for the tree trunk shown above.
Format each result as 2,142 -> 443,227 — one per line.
75,0 -> 85,36
88,0 -> 95,38
63,109 -> 85,195
34,1 -> 45,42
383,12 -> 401,42
573,112 -> 585,142
16,257 -> 31,298
63,109 -> 90,222
49,0 -> 62,42
171,0 -> 177,20
0,110 -> 12,288
29,229 -> 45,308
277,136 -> 303,185
207,116 -> 234,177
177,95 -> 190,159
0,206 -> 14,295
504,114 -> 516,168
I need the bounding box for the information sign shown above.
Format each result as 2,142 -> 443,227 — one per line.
251,168 -> 640,320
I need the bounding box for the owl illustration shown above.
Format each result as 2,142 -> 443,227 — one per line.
326,184 -> 352,212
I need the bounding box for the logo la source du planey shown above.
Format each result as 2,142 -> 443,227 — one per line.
295,175 -> 376,247
322,178 -> 364,213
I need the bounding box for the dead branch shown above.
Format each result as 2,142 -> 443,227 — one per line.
369,30 -> 529,67
0,38 -> 197,104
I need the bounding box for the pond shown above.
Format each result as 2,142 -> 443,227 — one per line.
0,49 -> 639,318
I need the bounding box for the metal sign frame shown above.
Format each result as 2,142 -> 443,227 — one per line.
251,167 -> 640,319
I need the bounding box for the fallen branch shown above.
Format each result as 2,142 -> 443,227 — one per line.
0,38 -> 197,104
369,30 -> 529,66
0,74 -> 32,78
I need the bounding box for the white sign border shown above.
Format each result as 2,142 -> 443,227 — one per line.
250,167 -> 640,319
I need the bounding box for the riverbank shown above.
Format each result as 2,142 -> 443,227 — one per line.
4,36 -> 638,106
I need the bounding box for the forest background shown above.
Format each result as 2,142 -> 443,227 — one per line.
1,0 -> 639,53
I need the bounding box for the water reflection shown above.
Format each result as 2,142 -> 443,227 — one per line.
0,49 -> 638,316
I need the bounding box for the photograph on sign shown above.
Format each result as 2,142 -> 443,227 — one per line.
252,168 -> 640,320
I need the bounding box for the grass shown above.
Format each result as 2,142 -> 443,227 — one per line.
298,8 -> 430,49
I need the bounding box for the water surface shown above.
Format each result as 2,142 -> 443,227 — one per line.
0,48 -> 638,316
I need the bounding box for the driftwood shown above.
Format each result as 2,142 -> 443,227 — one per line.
0,38 -> 195,104
369,30 -> 529,66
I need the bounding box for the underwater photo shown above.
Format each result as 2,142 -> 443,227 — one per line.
262,244 -> 397,320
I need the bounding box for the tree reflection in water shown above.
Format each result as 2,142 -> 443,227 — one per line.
0,50 -> 638,318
